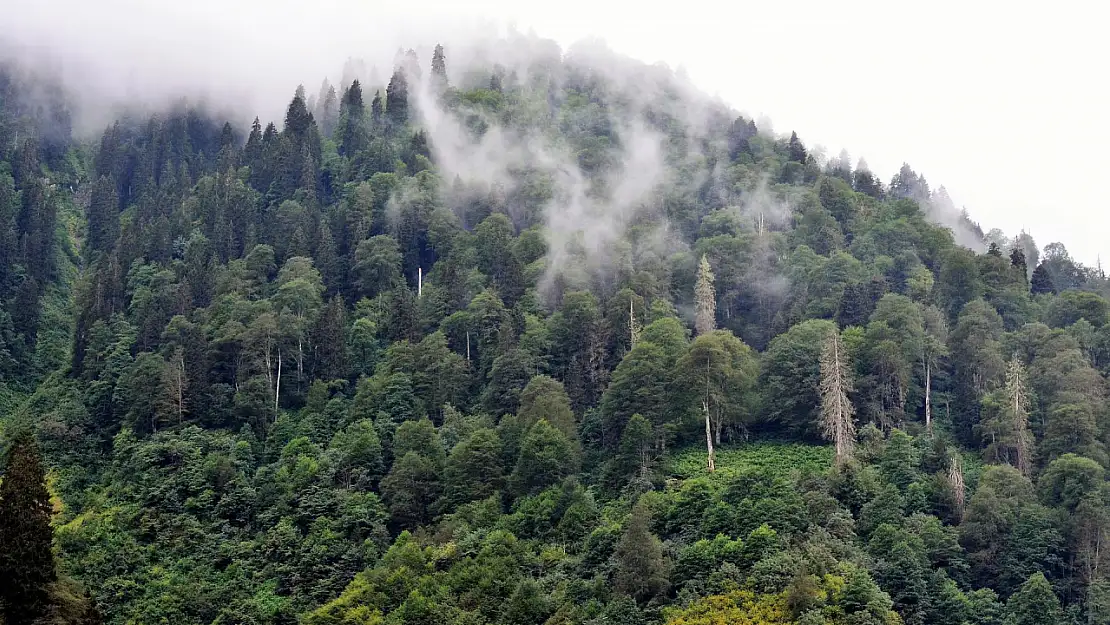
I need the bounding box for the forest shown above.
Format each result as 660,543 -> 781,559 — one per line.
2,34 -> 1110,625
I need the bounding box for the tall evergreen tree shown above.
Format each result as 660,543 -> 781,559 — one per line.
85,175 -> 119,261
430,44 -> 448,91
386,70 -> 409,127
1031,262 -> 1055,294
981,358 -> 1034,476
614,499 -> 669,602
694,254 -> 716,337
0,433 -> 57,625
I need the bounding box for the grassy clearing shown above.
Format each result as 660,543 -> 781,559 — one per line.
666,440 -> 834,481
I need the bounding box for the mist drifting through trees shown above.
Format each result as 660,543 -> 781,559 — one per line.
1,22 -> 1110,625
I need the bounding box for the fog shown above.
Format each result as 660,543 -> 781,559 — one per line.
3,0 -> 1106,267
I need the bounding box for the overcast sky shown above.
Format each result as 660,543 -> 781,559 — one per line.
3,0 -> 1107,264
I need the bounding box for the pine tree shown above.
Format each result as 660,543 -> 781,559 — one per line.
386,70 -> 409,127
788,131 -> 807,163
371,90 -> 383,127
614,499 -> 669,602
339,80 -> 367,156
1006,573 -> 1061,625
430,44 -> 448,91
694,254 -> 715,337
819,329 -> 856,465
317,80 -> 339,137
1009,247 -> 1028,282
1030,262 -> 1055,294
0,433 -> 57,625
85,175 -> 119,261
982,358 -> 1034,476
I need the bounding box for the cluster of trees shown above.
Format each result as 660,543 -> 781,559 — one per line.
4,36 -> 1110,624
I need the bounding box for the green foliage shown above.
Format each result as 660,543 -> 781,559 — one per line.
667,442 -> 833,481
0,433 -> 57,624
5,37 -> 1110,625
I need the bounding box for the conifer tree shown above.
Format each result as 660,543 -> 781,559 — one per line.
694,254 -> 715,337
614,499 -> 669,602
0,433 -> 57,625
982,358 -> 1034,476
1010,247 -> 1028,282
788,131 -> 807,163
819,329 -> 856,465
85,175 -> 119,261
430,44 -> 448,91
371,90 -> 383,127
1006,573 -> 1061,625
1031,262 -> 1055,294
386,70 -> 409,127
339,80 -> 367,156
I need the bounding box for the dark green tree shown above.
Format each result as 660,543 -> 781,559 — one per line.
613,499 -> 669,602
0,433 -> 57,625
1005,573 -> 1061,625
385,70 -> 409,127
508,419 -> 577,497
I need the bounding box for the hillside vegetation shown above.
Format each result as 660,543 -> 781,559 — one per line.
2,36 -> 1110,625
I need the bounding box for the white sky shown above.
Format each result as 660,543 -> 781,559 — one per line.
3,0 -> 1107,264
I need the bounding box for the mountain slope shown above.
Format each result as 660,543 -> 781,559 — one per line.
1,34 -> 1109,625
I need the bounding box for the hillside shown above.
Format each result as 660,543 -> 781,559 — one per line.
2,35 -> 1110,625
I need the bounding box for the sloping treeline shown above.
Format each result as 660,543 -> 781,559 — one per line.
3,38 -> 1110,625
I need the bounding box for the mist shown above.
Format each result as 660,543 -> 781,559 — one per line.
2,0 -> 1009,292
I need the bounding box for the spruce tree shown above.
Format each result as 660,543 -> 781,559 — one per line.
85,175 -> 119,261
788,131 -> 807,163
371,90 -> 383,127
1030,262 -> 1055,294
614,499 -> 669,602
1005,573 -> 1061,625
430,44 -> 448,91
0,433 -> 57,625
819,329 -> 856,465
982,358 -> 1034,476
1009,247 -> 1028,282
694,254 -> 715,337
386,70 -> 409,127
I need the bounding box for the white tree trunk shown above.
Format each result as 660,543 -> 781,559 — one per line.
924,360 -> 932,430
274,349 -> 282,420
704,401 -> 715,473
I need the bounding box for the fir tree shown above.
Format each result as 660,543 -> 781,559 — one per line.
819,329 -> 856,465
430,44 -> 448,91
386,70 -> 409,127
614,499 -> 669,602
1010,247 -> 1028,282
788,131 -> 807,163
1005,573 -> 1061,625
694,254 -> 716,337
0,433 -> 57,625
982,358 -> 1034,476
1030,262 -> 1055,294
85,175 -> 119,261
371,90 -> 384,127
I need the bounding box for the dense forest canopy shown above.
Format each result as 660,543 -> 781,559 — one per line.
3,33 -> 1110,625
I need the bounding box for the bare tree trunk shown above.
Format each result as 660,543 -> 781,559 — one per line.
924,359 -> 932,430
263,345 -> 273,401
705,352 -> 715,472
704,401 -> 715,473
948,452 -> 966,519
274,349 -> 282,420
297,337 -> 304,382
